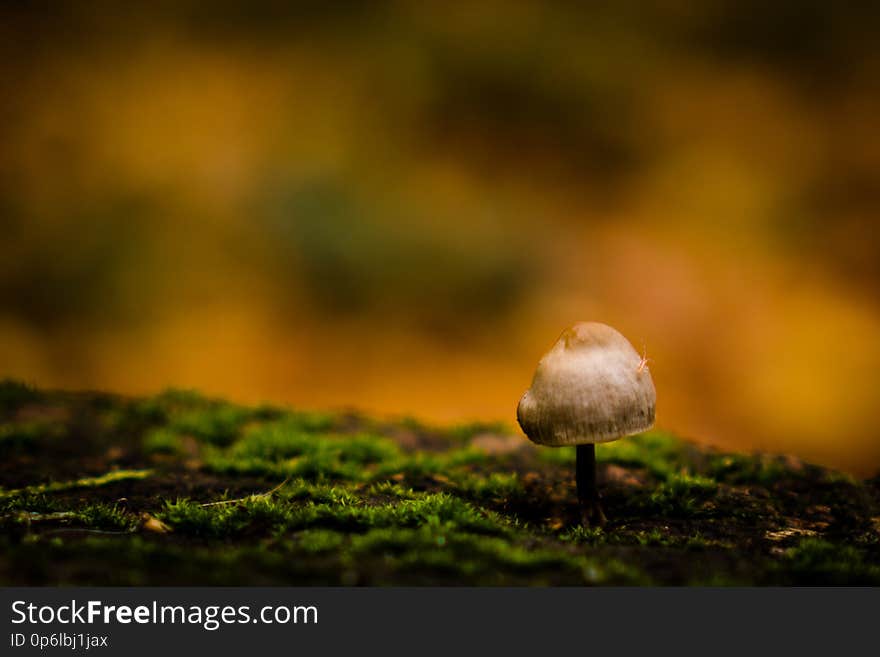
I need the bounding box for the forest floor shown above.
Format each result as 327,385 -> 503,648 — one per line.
1,380 -> 878,585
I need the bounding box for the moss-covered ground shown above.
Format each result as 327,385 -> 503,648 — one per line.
1,380 -> 878,585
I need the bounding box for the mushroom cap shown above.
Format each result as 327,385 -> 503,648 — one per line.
517,322 -> 656,446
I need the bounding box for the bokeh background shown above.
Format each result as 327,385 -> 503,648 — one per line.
2,2 -> 879,474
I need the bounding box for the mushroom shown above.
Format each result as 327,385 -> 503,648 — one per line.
517,322 -> 656,527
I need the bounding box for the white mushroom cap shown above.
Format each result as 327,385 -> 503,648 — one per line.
517,322 -> 656,446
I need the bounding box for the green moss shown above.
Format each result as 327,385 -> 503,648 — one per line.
282,410 -> 336,434
129,388 -> 205,423
205,437 -> 489,484
778,539 -> 880,585
309,493 -> 505,535
634,528 -> 668,546
168,405 -> 252,447
233,422 -> 398,464
708,453 -> 809,485
641,473 -> 719,516
0,470 -> 153,500
0,420 -> 65,450
682,533 -> 718,550
76,504 -> 136,532
0,499 -> 134,533
1,385 -> 876,586
295,529 -> 346,554
0,492 -> 63,515
452,472 -> 524,503
156,496 -> 271,538
0,535 -> 301,586
199,414 -> 499,486
559,525 -> 607,544
158,492 -> 510,539
0,528 -> 648,586
558,525 -> 726,552
343,525 -> 648,585
378,494 -> 510,535
131,389 -> 295,447
229,425 -> 311,461
142,427 -> 185,455
204,421 -> 404,481
362,481 -> 418,500
536,445 -> 576,465
372,447 -> 488,481
350,528 -> 543,574
280,480 -> 360,505
600,431 -> 689,480
206,450 -> 363,482
159,498 -> 292,538
373,453 -> 446,479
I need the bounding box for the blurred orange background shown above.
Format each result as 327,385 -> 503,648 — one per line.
2,2 -> 879,474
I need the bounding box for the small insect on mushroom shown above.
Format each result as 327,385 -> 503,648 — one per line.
636,342 -> 653,373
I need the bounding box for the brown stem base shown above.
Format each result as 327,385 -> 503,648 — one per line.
576,444 -> 607,528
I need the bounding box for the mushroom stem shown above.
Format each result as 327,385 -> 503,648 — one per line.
576,444 -> 607,528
